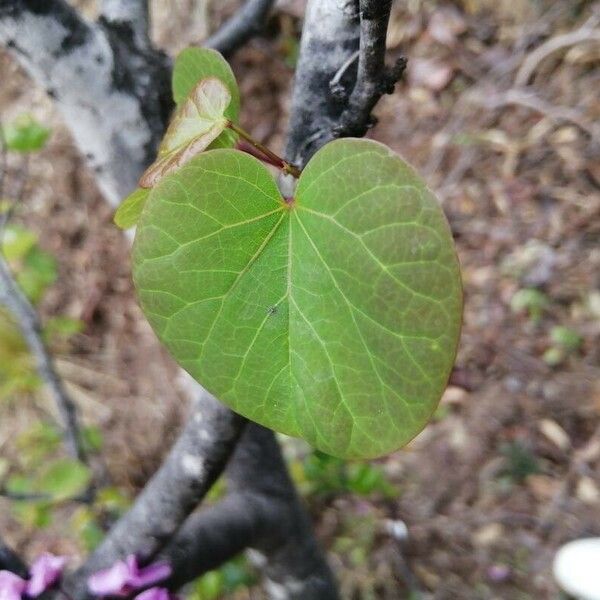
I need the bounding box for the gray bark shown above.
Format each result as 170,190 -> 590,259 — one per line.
99,0 -> 150,50
64,390 -> 246,600
284,0 -> 360,166
0,0 -> 172,205
162,424 -> 339,599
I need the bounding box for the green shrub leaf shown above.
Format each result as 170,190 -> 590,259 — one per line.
3,115 -> 50,153
133,139 -> 462,458
37,458 -> 91,501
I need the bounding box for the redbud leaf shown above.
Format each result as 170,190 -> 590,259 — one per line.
172,47 -> 240,150
114,188 -> 150,229
133,139 -> 462,459
139,77 -> 231,188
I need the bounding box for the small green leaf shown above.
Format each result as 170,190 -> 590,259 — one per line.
133,139 -> 462,459
12,501 -> 52,529
5,474 -> 35,495
510,288 -> 549,321
17,247 -> 57,304
2,115 -> 51,152
43,316 -> 84,343
543,346 -> 564,366
37,458 -> 91,501
2,225 -> 38,261
172,47 -> 240,151
71,506 -> 104,550
81,425 -> 103,453
139,77 -> 232,188
114,188 -> 150,229
16,422 -> 62,467
95,486 -> 130,513
172,48 -> 240,119
550,326 -> 582,351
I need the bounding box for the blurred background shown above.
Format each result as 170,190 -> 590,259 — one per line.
0,0 -> 599,598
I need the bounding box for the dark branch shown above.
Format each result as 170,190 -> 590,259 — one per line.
64,391 -> 246,600
285,0 -> 405,166
0,258 -> 87,464
162,425 -> 339,600
162,494 -> 264,586
205,0 -> 276,57
333,0 -> 406,138
0,538 -> 28,577
284,0 -> 361,166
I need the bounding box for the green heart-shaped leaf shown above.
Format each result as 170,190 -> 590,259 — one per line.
133,139 -> 462,458
140,77 -> 232,189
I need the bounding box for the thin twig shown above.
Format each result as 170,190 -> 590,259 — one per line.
205,0 -> 276,57
0,124 -> 6,216
0,256 -> 87,463
228,122 -> 301,178
329,50 -> 359,99
0,487 -> 92,504
475,87 -> 600,140
515,13 -> 600,86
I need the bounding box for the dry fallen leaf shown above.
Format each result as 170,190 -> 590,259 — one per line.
539,419 -> 571,451
428,7 -> 467,46
408,58 -> 454,92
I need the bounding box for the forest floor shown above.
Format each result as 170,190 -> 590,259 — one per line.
1,1 -> 599,599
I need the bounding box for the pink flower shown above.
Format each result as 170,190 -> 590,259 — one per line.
0,571 -> 27,600
88,556 -> 172,597
135,588 -> 175,600
26,553 -> 67,597
487,563 -> 511,583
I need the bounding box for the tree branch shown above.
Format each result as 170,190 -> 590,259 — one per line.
333,0 -> 406,138
99,0 -> 151,51
162,425 -> 339,600
0,4 -> 343,598
205,0 -> 275,57
64,389 -> 246,600
285,0 -> 405,166
284,0 -> 361,167
0,257 -> 87,463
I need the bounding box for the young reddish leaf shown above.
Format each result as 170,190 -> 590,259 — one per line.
139,77 -> 231,188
